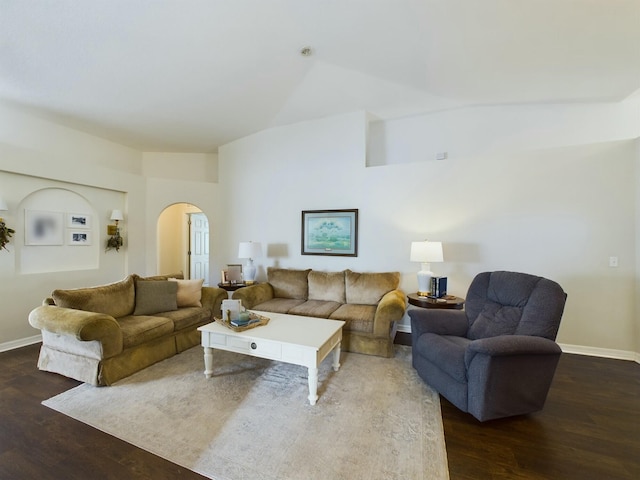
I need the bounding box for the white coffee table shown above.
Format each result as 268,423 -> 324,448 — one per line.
197,311 -> 345,405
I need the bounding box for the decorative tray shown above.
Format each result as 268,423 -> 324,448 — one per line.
214,312 -> 270,332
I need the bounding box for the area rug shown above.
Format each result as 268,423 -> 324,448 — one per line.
43,345 -> 449,480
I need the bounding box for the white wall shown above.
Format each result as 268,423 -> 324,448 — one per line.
0,106 -> 220,349
219,108 -> 639,358
0,103 -> 148,348
1,99 -> 637,359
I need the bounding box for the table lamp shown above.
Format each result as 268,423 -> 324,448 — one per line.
238,241 -> 262,283
410,240 -> 443,296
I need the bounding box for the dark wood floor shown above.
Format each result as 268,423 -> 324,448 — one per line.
1,341 -> 638,480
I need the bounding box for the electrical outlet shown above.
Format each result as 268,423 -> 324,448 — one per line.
609,256 -> 618,267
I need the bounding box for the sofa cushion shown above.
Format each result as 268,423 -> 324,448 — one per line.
253,298 -> 306,314
267,268 -> 311,299
308,270 -> 346,303
117,315 -> 174,349
169,278 -> 204,307
52,275 -> 136,318
288,300 -> 342,318
345,270 -> 400,305
155,306 -> 211,331
329,304 -> 377,333
133,280 -> 178,316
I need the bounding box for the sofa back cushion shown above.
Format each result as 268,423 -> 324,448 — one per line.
52,275 -> 136,318
308,270 -> 346,303
267,268 -> 311,299
345,270 -> 400,305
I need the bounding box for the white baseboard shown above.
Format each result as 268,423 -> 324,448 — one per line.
0,334 -> 42,353
6,332 -> 640,364
559,343 -> 640,363
397,324 -> 411,334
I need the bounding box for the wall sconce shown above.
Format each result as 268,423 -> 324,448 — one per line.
0,197 -> 15,252
106,209 -> 124,252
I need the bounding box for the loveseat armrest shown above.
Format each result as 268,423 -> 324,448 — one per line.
201,286 -> 228,319
28,305 -> 123,358
409,308 -> 469,343
232,283 -> 274,309
372,289 -> 407,337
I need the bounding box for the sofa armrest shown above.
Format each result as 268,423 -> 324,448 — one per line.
201,286 -> 228,319
232,283 -> 274,309
465,335 -> 561,367
372,289 -> 407,336
28,305 -> 123,358
409,308 -> 469,343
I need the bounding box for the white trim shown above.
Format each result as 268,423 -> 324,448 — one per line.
0,334 -> 42,353
397,324 -> 411,334
559,343 -> 640,363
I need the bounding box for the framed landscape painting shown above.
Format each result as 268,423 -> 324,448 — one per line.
301,209 -> 358,256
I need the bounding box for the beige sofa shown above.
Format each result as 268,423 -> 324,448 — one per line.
232,268 -> 406,357
28,273 -> 227,386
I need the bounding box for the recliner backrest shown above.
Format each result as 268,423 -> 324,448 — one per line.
465,271 -> 567,341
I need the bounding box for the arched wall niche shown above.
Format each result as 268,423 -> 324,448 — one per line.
17,187 -> 99,274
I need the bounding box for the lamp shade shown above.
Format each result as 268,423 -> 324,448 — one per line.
410,241 -> 443,263
110,209 -> 124,221
238,241 -> 262,260
0,198 -> 8,211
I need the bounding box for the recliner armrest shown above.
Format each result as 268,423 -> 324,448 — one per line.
28,305 -> 123,358
409,308 -> 468,339
465,335 -> 561,367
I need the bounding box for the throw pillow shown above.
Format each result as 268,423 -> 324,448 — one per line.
133,280 -> 178,316
169,278 -> 204,307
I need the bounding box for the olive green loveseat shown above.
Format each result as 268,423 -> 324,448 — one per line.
28,274 -> 227,386
232,268 -> 406,358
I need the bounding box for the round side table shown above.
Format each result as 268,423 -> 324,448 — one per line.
407,293 -> 465,310
217,282 -> 255,292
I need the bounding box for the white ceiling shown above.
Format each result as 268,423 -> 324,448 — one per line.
1,0 -> 638,153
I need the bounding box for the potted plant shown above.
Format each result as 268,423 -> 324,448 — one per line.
0,218 -> 15,251
106,229 -> 123,252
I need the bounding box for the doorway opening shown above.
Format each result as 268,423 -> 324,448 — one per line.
157,203 -> 210,285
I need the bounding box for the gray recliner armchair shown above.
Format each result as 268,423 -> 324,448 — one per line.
409,271 -> 567,422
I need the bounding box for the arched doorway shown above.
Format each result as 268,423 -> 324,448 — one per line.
157,203 -> 210,285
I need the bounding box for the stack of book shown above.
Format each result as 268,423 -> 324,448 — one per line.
230,317 -> 261,328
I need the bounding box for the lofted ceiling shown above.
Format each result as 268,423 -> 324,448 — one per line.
1,0 -> 639,153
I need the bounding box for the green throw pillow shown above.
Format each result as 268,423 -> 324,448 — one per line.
133,280 -> 178,316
